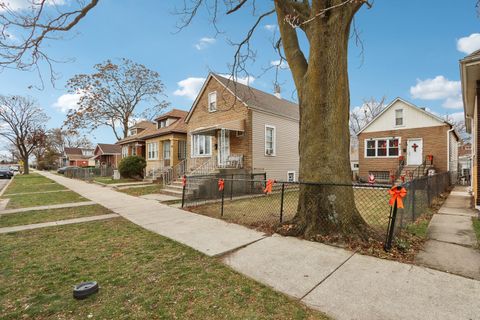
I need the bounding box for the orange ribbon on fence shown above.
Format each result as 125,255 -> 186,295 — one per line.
182,175 -> 186,187
388,186 -> 407,209
264,179 -> 274,194
218,178 -> 225,192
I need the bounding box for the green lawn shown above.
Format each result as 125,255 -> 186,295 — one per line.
473,217 -> 480,248
0,205 -> 111,228
118,185 -> 164,196
94,177 -> 138,184
4,191 -> 87,209
0,219 -> 328,320
3,174 -> 65,194
188,188 -> 392,232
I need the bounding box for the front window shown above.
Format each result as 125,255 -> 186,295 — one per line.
122,146 -> 128,158
131,146 -> 137,156
192,134 -> 212,157
147,142 -> 158,160
365,138 -> 400,158
265,125 -> 276,156
208,92 -> 217,112
395,109 -> 403,126
163,141 -> 171,160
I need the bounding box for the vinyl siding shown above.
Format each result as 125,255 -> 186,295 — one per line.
251,109 -> 299,181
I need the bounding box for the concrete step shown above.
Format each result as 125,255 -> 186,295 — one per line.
159,188 -> 185,197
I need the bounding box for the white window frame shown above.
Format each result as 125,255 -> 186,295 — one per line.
265,125 -> 276,156
191,134 -> 212,157
395,109 -> 404,127
147,142 -> 158,160
157,119 -> 167,129
121,146 -> 128,158
287,171 -> 296,182
364,137 -> 401,158
208,91 -> 217,112
163,140 -> 171,160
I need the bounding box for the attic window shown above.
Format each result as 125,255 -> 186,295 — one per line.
158,119 -> 167,129
395,109 -> 403,126
129,129 -> 137,136
208,91 -> 217,112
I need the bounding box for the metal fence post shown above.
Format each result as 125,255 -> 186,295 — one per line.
279,183 -> 285,223
221,187 -> 225,217
230,174 -> 234,200
384,195 -> 399,252
181,175 -> 186,208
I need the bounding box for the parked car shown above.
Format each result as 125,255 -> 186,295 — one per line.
0,166 -> 14,179
57,166 -> 79,174
9,165 -> 19,172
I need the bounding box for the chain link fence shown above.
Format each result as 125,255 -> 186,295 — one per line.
182,171 -> 453,248
64,166 -> 114,181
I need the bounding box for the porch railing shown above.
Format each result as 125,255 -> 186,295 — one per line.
189,157 -> 217,176
162,159 -> 187,186
218,153 -> 244,169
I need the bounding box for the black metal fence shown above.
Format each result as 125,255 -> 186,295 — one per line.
182,171 -> 453,249
395,172 -> 452,230
64,166 -> 114,181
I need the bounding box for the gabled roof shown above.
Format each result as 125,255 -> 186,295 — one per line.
155,109 -> 187,121
96,143 -> 121,155
185,73 -> 299,122
143,111 -> 188,139
356,97 -> 452,135
116,121 -> 156,144
64,147 -> 83,155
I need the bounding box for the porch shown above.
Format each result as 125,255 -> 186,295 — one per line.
189,120 -> 247,174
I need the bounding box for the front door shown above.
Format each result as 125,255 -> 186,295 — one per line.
217,129 -> 230,167
407,138 -> 423,165
163,140 -> 171,167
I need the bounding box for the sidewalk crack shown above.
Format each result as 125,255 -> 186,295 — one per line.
299,251 -> 357,301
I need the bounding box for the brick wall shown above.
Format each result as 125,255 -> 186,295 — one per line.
186,76 -> 252,171
358,125 -> 450,179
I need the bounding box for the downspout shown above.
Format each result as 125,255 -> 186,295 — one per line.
447,126 -> 455,172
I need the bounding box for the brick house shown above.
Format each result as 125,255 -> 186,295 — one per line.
357,97 -> 459,182
116,121 -> 156,159
61,147 -> 95,167
142,109 -> 188,177
185,73 -> 299,181
92,143 -> 121,168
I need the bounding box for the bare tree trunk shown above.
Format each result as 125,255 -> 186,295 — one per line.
276,3 -> 368,239
23,157 -> 29,174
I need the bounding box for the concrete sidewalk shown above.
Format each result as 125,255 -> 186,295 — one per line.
38,171 -> 266,257
37,171 -> 480,320
416,186 -> 480,280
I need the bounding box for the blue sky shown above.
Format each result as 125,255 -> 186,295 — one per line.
0,0 -> 478,147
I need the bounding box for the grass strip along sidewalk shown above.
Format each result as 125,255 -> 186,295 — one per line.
1,174 -> 87,209
0,205 -> 112,228
118,185 -> 164,197
0,218 -> 328,320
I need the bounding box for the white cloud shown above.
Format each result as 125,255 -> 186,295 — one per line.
442,96 -> 463,109
410,75 -> 463,109
264,24 -> 277,31
270,60 -> 289,69
194,37 -> 216,50
173,77 -> 206,100
218,74 -> 255,86
52,92 -> 81,113
457,33 -> 480,55
0,0 -> 65,12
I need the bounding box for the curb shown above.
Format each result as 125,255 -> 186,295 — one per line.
0,175 -> 14,198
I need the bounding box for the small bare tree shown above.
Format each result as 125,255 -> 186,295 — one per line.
63,58 -> 169,140
349,96 -> 386,135
0,95 -> 49,174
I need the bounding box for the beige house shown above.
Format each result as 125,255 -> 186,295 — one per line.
185,73 -> 299,181
142,109 -> 188,177
357,98 -> 459,182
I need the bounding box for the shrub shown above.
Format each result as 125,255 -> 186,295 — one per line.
118,156 -> 146,178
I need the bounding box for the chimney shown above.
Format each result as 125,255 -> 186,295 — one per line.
274,84 -> 281,99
